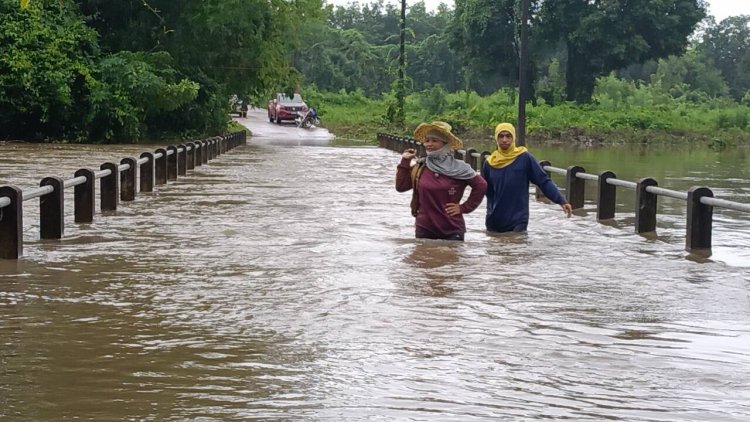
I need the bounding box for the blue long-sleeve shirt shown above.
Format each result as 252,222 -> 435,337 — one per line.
481,152 -> 567,232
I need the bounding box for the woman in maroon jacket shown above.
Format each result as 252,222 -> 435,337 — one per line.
396,121 -> 487,241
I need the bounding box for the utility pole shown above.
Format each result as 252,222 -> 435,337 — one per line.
517,0 -> 530,146
396,0 -> 406,127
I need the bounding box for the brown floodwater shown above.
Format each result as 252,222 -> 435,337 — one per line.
1,137 -> 749,421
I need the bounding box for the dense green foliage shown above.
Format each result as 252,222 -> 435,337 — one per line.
448,0 -> 522,93
0,0 -> 99,139
536,0 -> 706,102
2,0 -> 748,144
292,1 -> 748,145
294,1 -> 461,97
698,15 -> 750,101
1,0 -> 313,142
294,0 -> 711,103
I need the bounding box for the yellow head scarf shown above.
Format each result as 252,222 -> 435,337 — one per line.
486,123 -> 528,168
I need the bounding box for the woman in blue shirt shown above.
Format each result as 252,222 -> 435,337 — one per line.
482,123 -> 572,233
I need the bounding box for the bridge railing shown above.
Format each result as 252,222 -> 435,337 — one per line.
0,131 -> 246,259
378,132 -> 750,257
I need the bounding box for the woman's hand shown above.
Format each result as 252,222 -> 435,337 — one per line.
402,148 -> 416,160
561,202 -> 573,217
444,203 -> 462,216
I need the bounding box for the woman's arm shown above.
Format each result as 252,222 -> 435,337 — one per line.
395,157 -> 414,192
459,174 -> 488,214
528,154 -> 566,205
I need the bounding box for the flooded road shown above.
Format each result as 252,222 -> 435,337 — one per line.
1,118 -> 749,420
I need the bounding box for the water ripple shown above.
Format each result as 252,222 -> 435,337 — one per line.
1,143 -> 749,420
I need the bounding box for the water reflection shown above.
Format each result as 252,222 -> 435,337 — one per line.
402,241 -> 462,296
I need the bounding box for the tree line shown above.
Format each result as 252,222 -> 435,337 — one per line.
296,0 -> 748,108
1,0 -> 748,142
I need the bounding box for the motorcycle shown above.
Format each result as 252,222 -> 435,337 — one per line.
295,107 -> 320,129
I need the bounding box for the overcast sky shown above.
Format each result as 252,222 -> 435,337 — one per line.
325,0 -> 750,23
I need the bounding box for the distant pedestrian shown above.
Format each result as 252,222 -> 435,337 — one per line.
396,121 -> 487,241
482,122 -> 572,233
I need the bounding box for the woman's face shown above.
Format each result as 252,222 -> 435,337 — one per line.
424,136 -> 447,151
496,131 -> 514,150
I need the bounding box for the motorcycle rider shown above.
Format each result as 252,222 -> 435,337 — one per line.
297,106 -> 320,128
306,107 -> 319,126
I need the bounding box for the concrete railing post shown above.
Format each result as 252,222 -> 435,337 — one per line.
177,144 -> 187,176
140,152 -> 154,193
40,177 -> 64,239
100,162 -> 119,212
686,186 -> 714,256
166,146 -> 178,181
155,148 -> 167,185
597,171 -> 617,221
120,157 -> 137,201
566,165 -> 586,210
0,186 -> 23,259
635,177 -> 658,234
465,148 -> 477,170
194,142 -> 203,166
186,143 -> 195,171
74,168 -> 95,223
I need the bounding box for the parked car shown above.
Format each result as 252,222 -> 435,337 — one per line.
267,92 -> 308,124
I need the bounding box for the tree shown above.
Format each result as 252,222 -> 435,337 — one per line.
293,27 -> 393,96
406,3 -> 462,91
297,1 -> 462,96
0,0 -> 99,139
408,34 -> 463,92
328,0 -> 400,45
536,58 -> 565,105
3,0 -> 312,141
651,50 -> 728,99
75,0 -> 305,99
538,0 -> 707,102
448,0 -> 519,95
698,15 -> 750,101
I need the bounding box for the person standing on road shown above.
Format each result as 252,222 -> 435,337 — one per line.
482,122 -> 572,233
396,121 -> 487,241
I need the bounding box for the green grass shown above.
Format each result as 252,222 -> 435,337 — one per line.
299,86 -> 750,148
227,121 -> 250,136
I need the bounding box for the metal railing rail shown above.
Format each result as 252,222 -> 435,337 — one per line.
21,185 -> 55,202
377,132 -> 749,257
0,131 -> 247,259
63,176 -> 88,189
701,196 -> 750,212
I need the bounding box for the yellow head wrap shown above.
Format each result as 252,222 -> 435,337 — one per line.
486,123 -> 528,168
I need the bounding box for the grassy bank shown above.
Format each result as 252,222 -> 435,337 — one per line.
228,121 -> 250,136
303,87 -> 750,149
